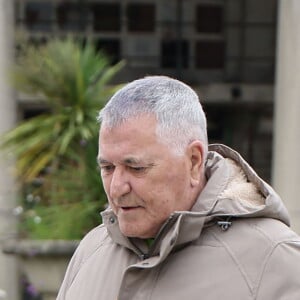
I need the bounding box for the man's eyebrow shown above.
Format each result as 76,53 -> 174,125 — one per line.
97,157 -> 110,165
97,156 -> 155,166
124,157 -> 156,168
123,157 -> 143,165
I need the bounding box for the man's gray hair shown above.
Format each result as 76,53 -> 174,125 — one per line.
98,76 -> 208,156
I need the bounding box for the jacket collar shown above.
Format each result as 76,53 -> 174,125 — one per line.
203,144 -> 290,225
102,209 -> 207,261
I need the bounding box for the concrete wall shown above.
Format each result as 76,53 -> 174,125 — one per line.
0,1 -> 19,299
273,0 -> 300,234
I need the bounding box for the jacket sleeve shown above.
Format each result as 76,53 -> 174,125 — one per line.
56,225 -> 107,299
256,240 -> 300,299
56,244 -> 85,300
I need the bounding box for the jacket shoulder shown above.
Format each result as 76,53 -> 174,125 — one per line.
57,224 -> 112,299
206,217 -> 300,252
205,217 -> 300,297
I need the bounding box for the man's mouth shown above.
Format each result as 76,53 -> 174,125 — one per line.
120,206 -> 141,212
121,206 -> 138,210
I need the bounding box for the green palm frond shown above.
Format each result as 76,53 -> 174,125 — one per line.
0,37 -> 122,239
1,37 -> 125,182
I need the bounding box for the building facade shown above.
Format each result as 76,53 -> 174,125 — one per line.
14,0 -> 277,180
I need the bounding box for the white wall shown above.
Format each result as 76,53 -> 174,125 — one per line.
273,0 -> 300,234
0,1 -> 19,299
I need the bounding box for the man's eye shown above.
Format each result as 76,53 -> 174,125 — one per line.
130,166 -> 146,172
100,165 -> 115,173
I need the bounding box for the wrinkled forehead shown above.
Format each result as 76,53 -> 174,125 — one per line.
97,116 -> 177,166
99,114 -> 159,146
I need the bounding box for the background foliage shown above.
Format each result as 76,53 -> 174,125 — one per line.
1,37 -> 124,239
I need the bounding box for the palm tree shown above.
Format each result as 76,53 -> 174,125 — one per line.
1,37 -> 124,239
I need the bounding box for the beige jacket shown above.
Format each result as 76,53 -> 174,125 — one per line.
57,144 -> 300,300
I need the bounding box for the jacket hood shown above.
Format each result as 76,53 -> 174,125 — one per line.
195,144 -> 290,226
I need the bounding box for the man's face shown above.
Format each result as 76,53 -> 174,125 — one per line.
98,115 -> 196,238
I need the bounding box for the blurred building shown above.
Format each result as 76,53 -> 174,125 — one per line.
1,0 -> 300,299
14,0 -> 277,181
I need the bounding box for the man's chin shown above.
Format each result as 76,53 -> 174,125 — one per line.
119,224 -> 155,239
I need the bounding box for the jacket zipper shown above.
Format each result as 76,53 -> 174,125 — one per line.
146,214 -> 178,258
130,214 -> 178,260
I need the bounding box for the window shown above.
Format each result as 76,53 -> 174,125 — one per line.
161,40 -> 189,68
56,2 -> 87,31
195,5 -> 223,33
195,41 -> 225,69
95,39 -> 121,64
91,3 -> 121,32
127,3 -> 155,32
25,2 -> 53,31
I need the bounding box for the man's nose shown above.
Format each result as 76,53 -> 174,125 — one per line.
109,167 -> 130,199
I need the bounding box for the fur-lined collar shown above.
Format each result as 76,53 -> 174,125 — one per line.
192,144 -> 290,226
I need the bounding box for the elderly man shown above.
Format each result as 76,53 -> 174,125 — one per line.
57,76 -> 300,300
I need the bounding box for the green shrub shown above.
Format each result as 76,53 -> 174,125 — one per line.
1,37 -> 124,239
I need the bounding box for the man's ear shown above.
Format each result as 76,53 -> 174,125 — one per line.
187,141 -> 204,187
